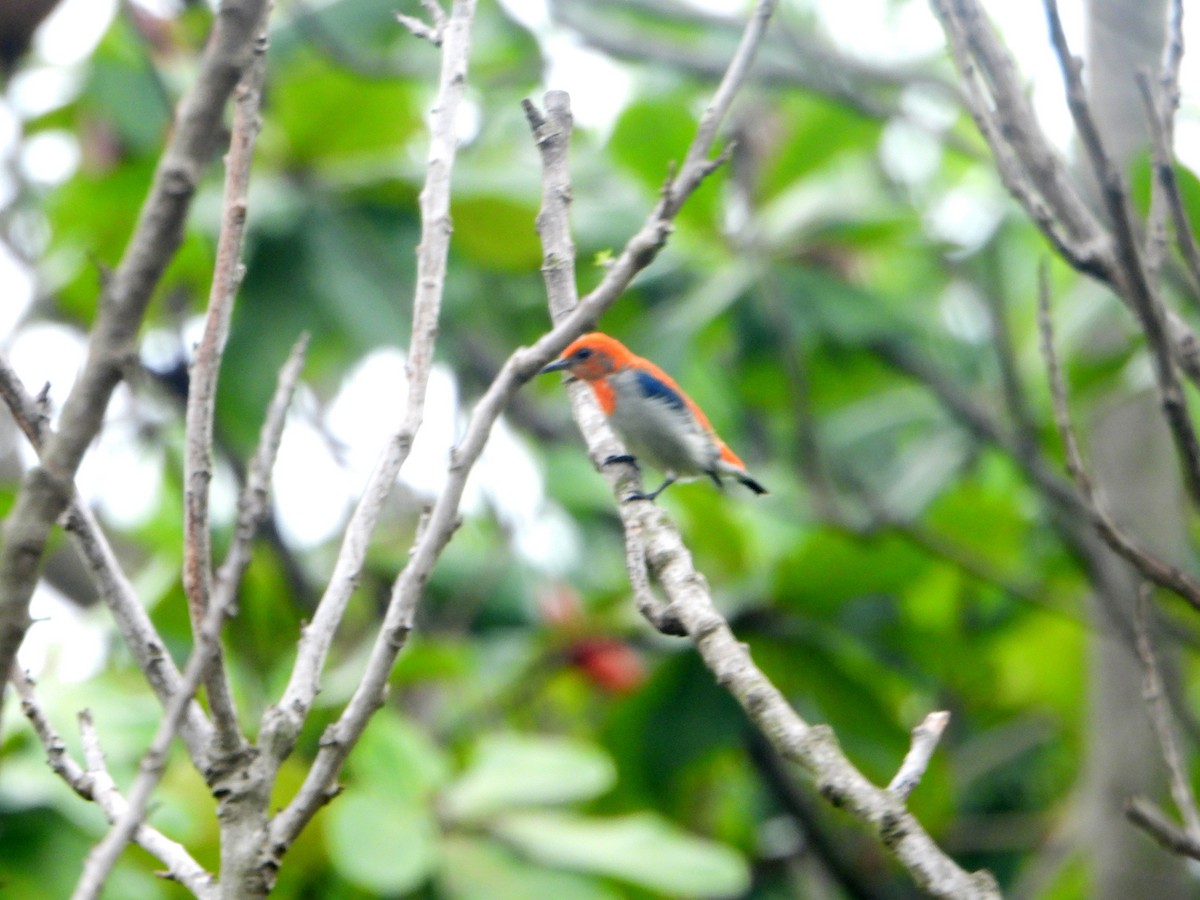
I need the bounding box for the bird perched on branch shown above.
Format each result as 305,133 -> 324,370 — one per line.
540,332 -> 768,502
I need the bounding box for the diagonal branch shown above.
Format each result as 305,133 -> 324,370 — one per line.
267,0 -> 781,856
0,0 -> 271,726
524,88 -> 996,899
929,0 -> 1200,388
0,355 -> 214,766
1126,795 -> 1200,861
184,4 -> 272,756
1041,0 -> 1200,511
11,668 -> 217,898
1132,585 -> 1200,841
71,330 -> 301,899
257,0 -> 479,799
1037,265 -> 1200,612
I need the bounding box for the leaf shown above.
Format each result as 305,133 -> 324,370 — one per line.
345,710 -> 451,803
448,734 -> 609,808
324,788 -> 438,895
439,834 -> 621,900
451,195 -> 543,271
268,52 -> 421,166
443,733 -> 617,822
491,809 -> 750,898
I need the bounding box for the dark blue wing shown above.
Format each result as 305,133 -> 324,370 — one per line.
633,369 -> 686,411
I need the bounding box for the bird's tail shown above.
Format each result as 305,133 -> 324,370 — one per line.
737,473 -> 768,495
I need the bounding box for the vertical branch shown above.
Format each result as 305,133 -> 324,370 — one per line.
259,0 -> 477,787
268,0 -> 783,852
0,0 -> 271,721
183,4 -> 272,755
1037,265 -> 1200,609
1133,586 -> 1200,840
214,332 -> 309,602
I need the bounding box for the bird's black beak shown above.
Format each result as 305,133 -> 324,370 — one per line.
540,358 -> 571,375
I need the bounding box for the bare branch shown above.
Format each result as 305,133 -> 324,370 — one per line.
257,0 -> 479,817
0,355 -> 214,765
214,332 -> 309,603
1041,0 -> 1200,510
0,0 -> 272,724
889,711 -> 951,800
184,6 -> 271,755
267,0 -> 781,855
1127,795 -> 1200,861
11,669 -> 216,898
396,0 -> 447,45
929,0 -> 1200,387
1037,265 -> 1200,611
523,74 -> 996,900
1133,585 -> 1200,840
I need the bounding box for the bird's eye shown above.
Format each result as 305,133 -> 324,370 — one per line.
574,347 -> 593,360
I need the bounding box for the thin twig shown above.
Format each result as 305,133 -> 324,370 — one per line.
214,332 -> 309,603
396,0 -> 447,45
183,6 -> 271,756
1136,69 -> 1200,302
11,669 -> 217,898
1037,265 -> 1200,611
1133,585 -> 1200,840
1042,0 -> 1200,510
0,355 -> 214,766
1126,795 -> 1200,861
0,0 -> 271,732
889,711 -> 951,800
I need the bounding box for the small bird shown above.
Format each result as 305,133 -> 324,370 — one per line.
540,332 -> 768,502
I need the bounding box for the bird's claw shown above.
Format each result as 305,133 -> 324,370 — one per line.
603,454 -> 638,468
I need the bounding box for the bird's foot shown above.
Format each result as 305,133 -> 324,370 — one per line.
603,454 -> 638,468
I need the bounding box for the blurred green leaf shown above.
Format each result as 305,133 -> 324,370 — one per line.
439,834 -> 621,900
491,809 -> 750,898
324,788 -> 438,895
444,732 -> 617,822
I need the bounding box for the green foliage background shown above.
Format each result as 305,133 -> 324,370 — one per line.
1,1 -> 1186,897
